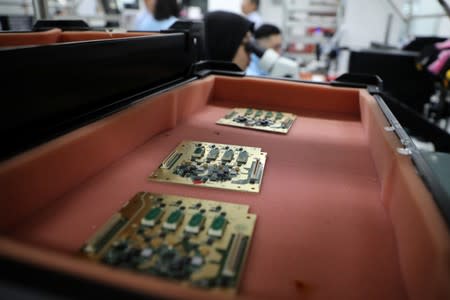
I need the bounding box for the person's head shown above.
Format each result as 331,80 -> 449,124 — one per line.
204,11 -> 254,70
144,0 -> 180,20
241,0 -> 259,15
254,24 -> 282,53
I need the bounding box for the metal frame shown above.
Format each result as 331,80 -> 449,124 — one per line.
385,0 -> 450,35
438,0 -> 450,18
32,0 -> 48,19
333,73 -> 450,227
374,94 -> 450,228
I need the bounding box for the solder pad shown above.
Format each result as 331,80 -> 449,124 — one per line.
216,108 -> 296,134
81,192 -> 256,294
149,141 -> 267,193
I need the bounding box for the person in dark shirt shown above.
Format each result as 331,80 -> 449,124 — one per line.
203,11 -> 254,71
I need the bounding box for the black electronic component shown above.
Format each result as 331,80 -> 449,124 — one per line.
222,149 -> 234,163
237,151 -> 249,165
83,214 -> 127,254
162,151 -> 182,169
207,147 -> 220,161
192,146 -> 205,160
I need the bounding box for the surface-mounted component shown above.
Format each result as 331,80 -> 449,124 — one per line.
225,111 -> 237,119
185,212 -> 205,234
208,214 -> 227,237
191,145 -> 205,160
161,151 -> 182,169
80,192 -> 257,294
222,234 -> 248,277
282,118 -> 294,129
141,207 -> 164,227
237,151 -> 249,165
191,256 -> 203,266
221,149 -> 234,163
217,108 -> 297,134
249,159 -> 263,184
163,209 -> 184,230
141,248 -> 153,258
149,141 -> 267,193
207,147 -> 220,161
82,214 -> 127,254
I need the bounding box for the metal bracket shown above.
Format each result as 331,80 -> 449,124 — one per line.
400,138 -> 412,146
397,147 -> 413,156
32,0 -> 49,20
367,85 -> 383,95
438,0 -> 450,18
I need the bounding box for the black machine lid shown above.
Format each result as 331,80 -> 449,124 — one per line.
0,25 -> 200,160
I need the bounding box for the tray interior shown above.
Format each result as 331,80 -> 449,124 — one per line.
0,75 -> 448,300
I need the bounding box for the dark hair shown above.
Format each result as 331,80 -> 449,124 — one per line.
204,11 -> 254,62
254,24 -> 281,39
250,0 -> 260,9
154,0 -> 180,20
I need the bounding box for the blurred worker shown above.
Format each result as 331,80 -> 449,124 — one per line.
135,0 -> 180,31
247,24 -> 282,76
204,11 -> 254,71
241,0 -> 263,29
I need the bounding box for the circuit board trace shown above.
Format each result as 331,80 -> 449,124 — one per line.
81,192 -> 256,294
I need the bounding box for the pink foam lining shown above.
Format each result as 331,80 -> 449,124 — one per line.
0,76 -> 448,300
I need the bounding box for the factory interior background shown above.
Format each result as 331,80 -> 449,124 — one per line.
2,0 -> 450,147
1,1 -> 450,299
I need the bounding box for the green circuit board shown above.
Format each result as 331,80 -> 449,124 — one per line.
216,108 -> 296,134
81,192 -> 257,294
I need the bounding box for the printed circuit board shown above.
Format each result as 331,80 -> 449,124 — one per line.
217,108 -> 296,134
149,141 -> 267,193
81,192 -> 256,293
